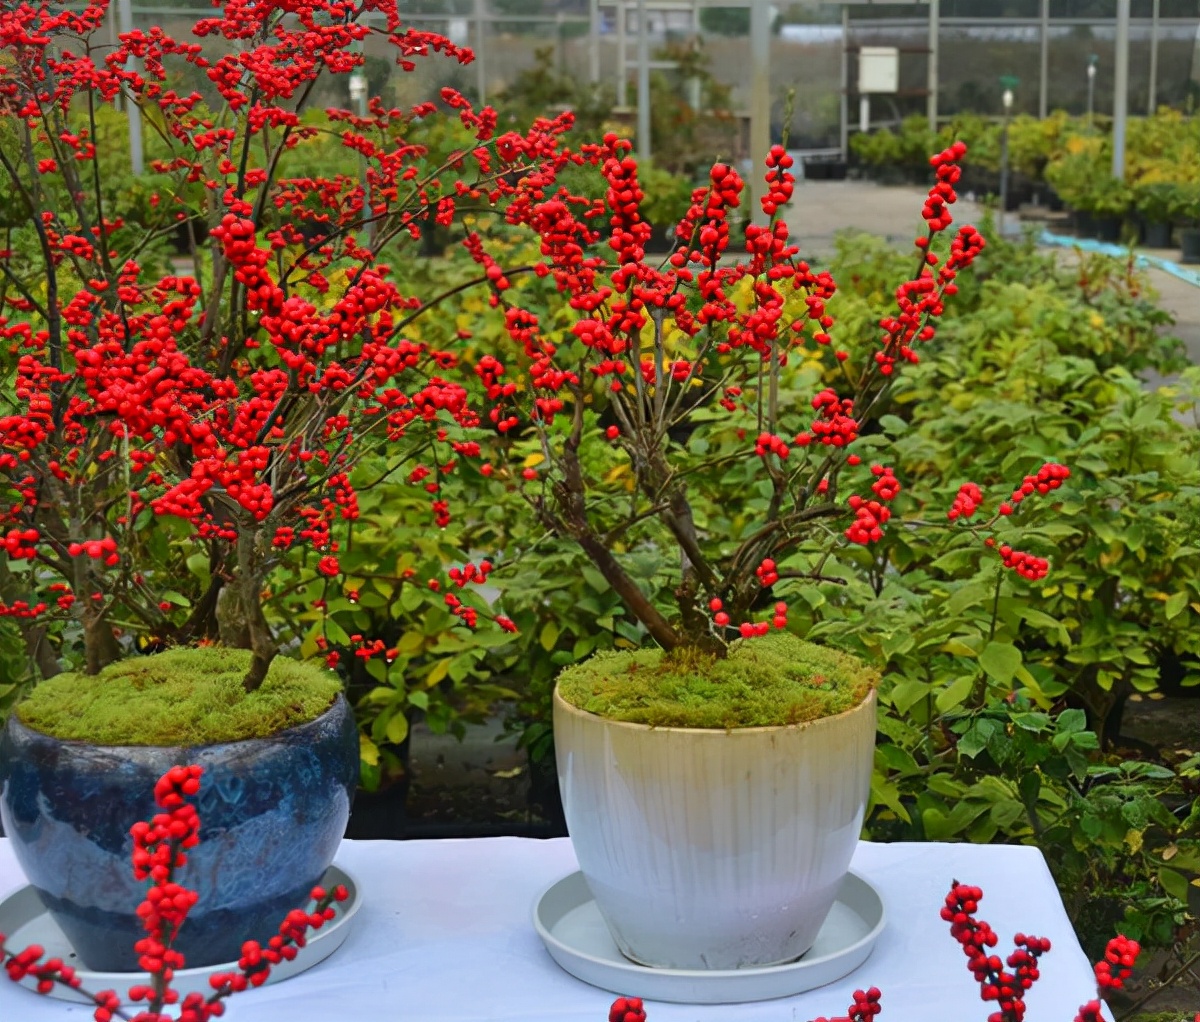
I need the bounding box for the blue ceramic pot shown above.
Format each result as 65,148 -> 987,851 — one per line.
0,692 -> 358,971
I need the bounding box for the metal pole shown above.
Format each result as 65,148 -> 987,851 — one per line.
839,5 -> 849,162
926,0 -> 939,130
636,0 -> 650,160
999,90 -> 1012,234
1087,61 -> 1096,129
116,0 -> 143,176
1148,0 -> 1160,113
749,0 -> 771,224
474,0 -> 487,105
1112,0 -> 1129,179
589,0 -> 600,84
617,0 -> 627,108
1038,0 -> 1049,119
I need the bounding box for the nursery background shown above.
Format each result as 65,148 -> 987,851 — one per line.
1,0 -> 1199,1019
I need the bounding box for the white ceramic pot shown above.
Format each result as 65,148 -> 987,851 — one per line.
553,686 -> 876,970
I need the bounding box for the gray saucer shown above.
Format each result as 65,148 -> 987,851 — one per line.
533,869 -> 885,1004
0,865 -> 360,1004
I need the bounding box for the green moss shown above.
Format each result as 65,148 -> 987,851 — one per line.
15,648 -> 342,746
557,633 -> 877,729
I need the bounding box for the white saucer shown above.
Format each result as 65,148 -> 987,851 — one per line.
533,869 -> 885,1004
0,864 -> 360,1004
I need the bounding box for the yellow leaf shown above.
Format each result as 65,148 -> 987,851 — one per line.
1124,828 -> 1144,854
523,453 -> 545,468
424,658 -> 450,687
359,733 -> 380,767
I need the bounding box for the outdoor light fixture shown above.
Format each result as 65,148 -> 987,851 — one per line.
348,73 -> 368,105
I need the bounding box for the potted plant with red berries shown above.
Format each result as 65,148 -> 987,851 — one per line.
456,138 -> 1071,971
0,0 -> 552,973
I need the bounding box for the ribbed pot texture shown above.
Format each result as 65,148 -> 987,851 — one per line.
554,687 -> 877,970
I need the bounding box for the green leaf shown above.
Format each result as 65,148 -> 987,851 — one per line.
1159,867 -> 1191,903
979,642 -> 1021,686
958,718 -> 1000,759
407,690 -> 429,711
936,675 -> 975,713
540,620 -> 560,652
941,638 -> 979,658
581,566 -> 610,593
385,712 -> 409,745
948,582 -> 990,616
1165,590 -> 1189,620
1056,708 -> 1087,734
989,800 -> 1025,829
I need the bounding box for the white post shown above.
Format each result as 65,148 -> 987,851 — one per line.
1112,0 -> 1129,179
116,0 -> 143,176
999,87 -> 1013,235
840,5 -> 850,162
859,95 -> 870,134
1087,57 -> 1096,129
617,0 -> 627,108
636,0 -> 650,160
1148,0 -> 1160,113
749,0 -> 771,224
926,0 -> 939,129
589,0 -> 601,84
474,0 -> 487,105
1038,0 -> 1049,119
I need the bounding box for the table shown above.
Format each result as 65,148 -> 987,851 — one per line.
1,838 -> 1110,1021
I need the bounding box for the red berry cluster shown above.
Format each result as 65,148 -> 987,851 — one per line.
67,537 -> 119,567
0,527 -> 38,559
760,145 -> 795,218
756,557 -> 779,587
845,495 -> 891,545
811,881 -> 1148,1022
609,996 -> 646,1022
755,431 -> 790,460
869,465 -> 901,501
941,881 -> 1051,1022
797,389 -> 858,448
1000,463 -> 1071,516
998,545 -> 1049,582
811,987 -> 882,1022
873,144 -> 984,377
948,483 -> 984,520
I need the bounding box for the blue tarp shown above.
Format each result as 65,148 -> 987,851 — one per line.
1038,230 -> 1200,290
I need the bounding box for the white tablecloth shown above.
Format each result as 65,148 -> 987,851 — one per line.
0,838 -> 1110,1021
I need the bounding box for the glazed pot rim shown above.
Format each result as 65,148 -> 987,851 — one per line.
5,691 -> 346,753
553,685 -> 876,735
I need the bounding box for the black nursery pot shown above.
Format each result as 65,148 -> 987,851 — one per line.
1094,217 -> 1122,243
1073,211 -> 1097,238
1181,228 -> 1200,265
0,694 -> 359,971
1142,221 -> 1173,249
